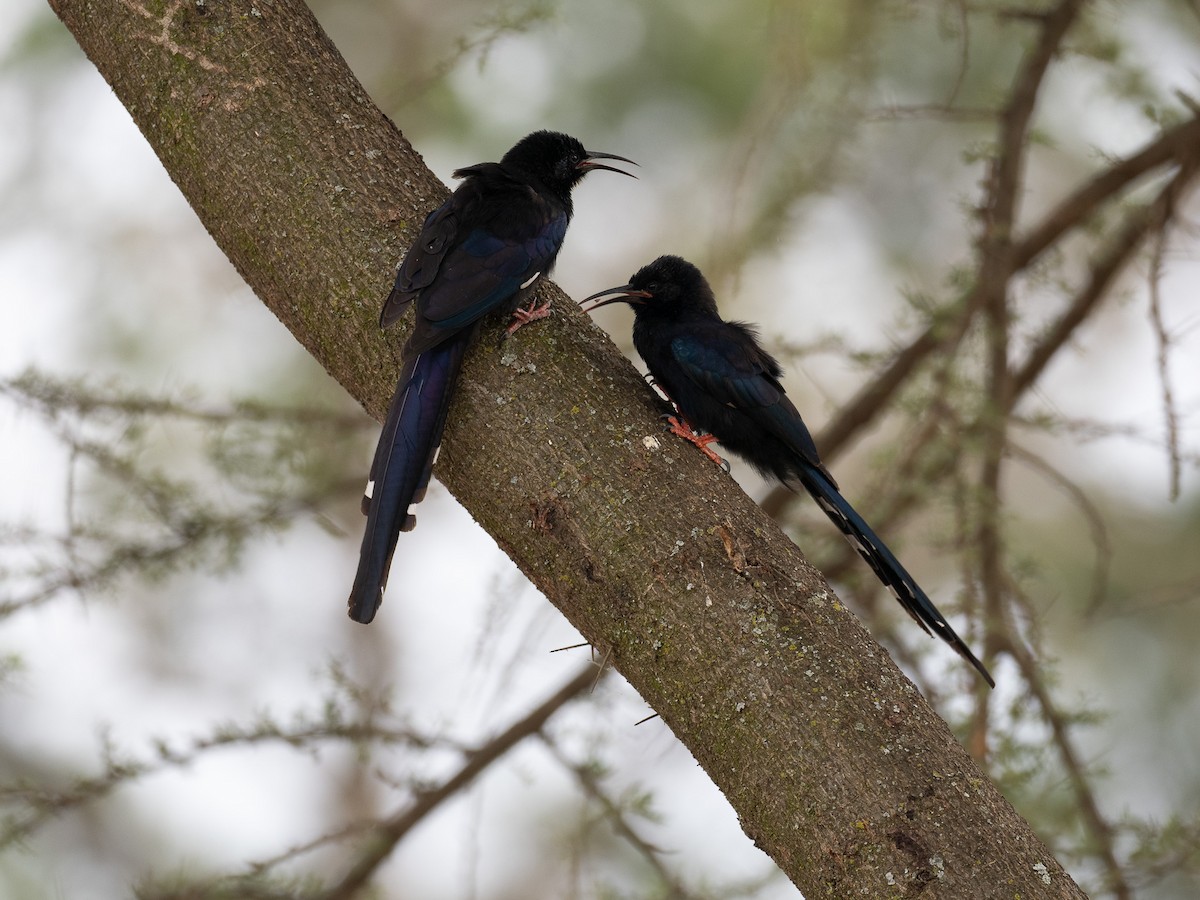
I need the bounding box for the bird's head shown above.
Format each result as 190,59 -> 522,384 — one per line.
501,131 -> 637,195
581,255 -> 716,319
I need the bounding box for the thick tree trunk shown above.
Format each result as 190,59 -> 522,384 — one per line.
48,0 -> 1087,896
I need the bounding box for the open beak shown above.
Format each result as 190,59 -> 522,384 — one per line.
580,284 -> 652,313
577,150 -> 638,178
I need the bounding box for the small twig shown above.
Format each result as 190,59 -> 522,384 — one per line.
0,369 -> 368,429
1096,575 -> 1200,617
999,601 -> 1134,900
945,0 -> 971,109
862,104 -> 997,122
1010,158 -> 1200,404
814,397 -> 955,588
550,641 -> 591,653
541,734 -> 694,898
949,420 -> 992,758
384,2 -> 556,109
589,645 -> 613,692
320,663 -> 604,900
980,0 -> 1085,256
1006,442 -> 1112,614
1146,222 -> 1183,501
0,713 -> 433,849
243,820 -> 377,876
1014,113 -> 1200,269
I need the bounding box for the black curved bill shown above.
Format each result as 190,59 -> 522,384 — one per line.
580,284 -> 651,312
578,151 -> 638,178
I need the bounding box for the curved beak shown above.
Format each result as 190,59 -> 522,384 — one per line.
577,150 -> 638,178
580,284 -> 652,313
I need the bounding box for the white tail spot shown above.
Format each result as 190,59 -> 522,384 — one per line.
520,271 -> 541,290
845,535 -> 869,555
364,480 -> 375,500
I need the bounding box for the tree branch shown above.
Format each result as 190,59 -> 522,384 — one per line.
763,12 -> 1200,525
322,663 -> 603,899
1010,156 -> 1200,403
48,1 -> 1088,895
999,612 -> 1132,899
540,732 -> 696,898
1014,112 -> 1200,269
805,162 -> 1200,584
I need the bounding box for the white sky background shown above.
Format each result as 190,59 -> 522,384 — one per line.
3,0 -> 1200,897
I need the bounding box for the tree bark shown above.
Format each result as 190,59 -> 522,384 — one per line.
48,0 -> 1088,896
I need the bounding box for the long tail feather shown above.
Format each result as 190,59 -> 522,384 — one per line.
797,465 -> 994,688
348,336 -> 470,623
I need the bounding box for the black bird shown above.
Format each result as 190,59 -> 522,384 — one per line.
349,131 -> 635,623
582,255 -> 994,687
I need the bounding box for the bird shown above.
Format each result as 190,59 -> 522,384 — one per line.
581,255 -> 994,687
348,131 -> 636,624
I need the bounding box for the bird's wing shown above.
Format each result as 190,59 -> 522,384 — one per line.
401,190 -> 567,354
380,199 -> 460,328
669,326 -> 824,470
670,330 -> 782,408
420,214 -> 566,328
379,165 -> 519,328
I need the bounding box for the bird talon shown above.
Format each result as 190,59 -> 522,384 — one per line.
664,415 -> 729,469
505,299 -> 553,336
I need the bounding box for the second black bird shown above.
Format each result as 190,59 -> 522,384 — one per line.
348,131 -> 635,624
582,255 -> 993,687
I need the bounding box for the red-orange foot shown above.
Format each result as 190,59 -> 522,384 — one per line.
664,415 -> 729,471
505,299 -> 553,336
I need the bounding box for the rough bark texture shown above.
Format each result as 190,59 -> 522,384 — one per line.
49,1 -> 1088,896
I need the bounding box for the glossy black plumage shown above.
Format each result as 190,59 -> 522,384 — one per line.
583,255 -> 993,687
349,131 -> 635,624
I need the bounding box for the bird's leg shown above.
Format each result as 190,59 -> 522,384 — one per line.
651,383 -> 730,471
663,415 -> 730,472
642,372 -> 676,407
505,298 -> 553,336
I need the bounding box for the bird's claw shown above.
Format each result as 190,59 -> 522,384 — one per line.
505,299 -> 553,337
663,415 -> 729,471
